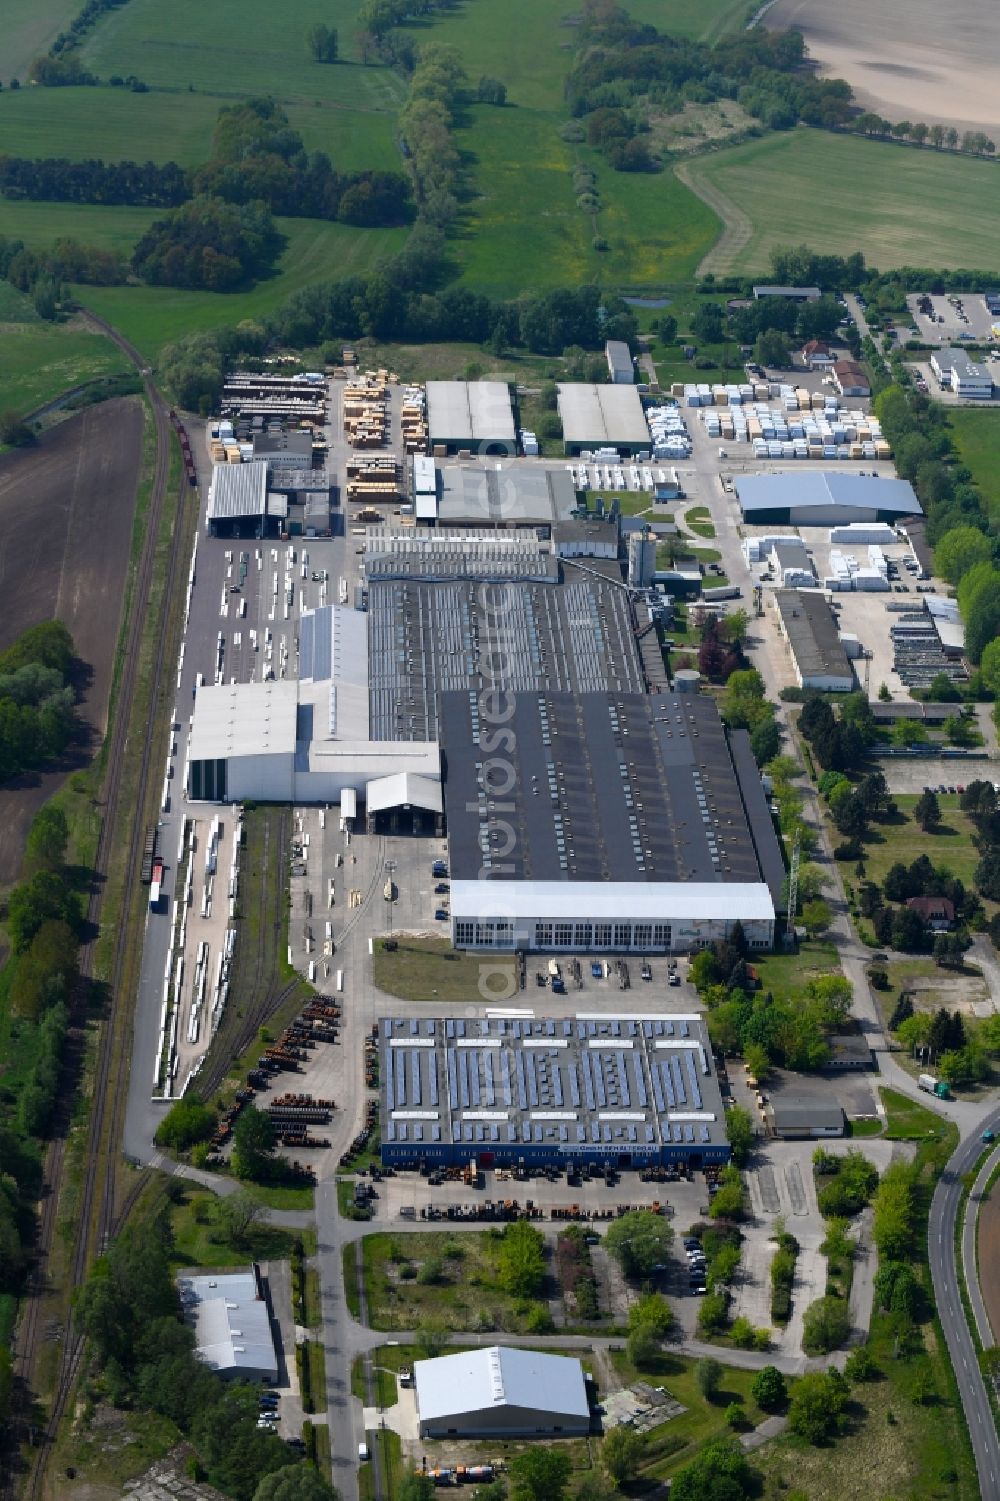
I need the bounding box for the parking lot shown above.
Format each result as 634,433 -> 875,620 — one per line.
907,291 -> 998,345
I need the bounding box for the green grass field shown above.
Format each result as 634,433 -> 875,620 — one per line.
850,793 -> 985,891
947,408 -> 1000,521
75,217 -> 407,360
0,320 -> 132,415
372,937 -> 500,1005
4,203 -> 400,367
453,104 -> 718,295
81,0 -> 406,105
360,1231 -> 547,1334
684,128 -> 1000,275
752,941 -> 839,1003
397,0 -> 752,108
0,88 -> 401,173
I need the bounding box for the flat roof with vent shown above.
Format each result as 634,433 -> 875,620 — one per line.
380,1012 -> 730,1166
440,690 -> 776,888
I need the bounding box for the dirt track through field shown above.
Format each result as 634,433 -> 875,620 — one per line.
0,397 -> 144,884
675,162 -> 753,277
766,0 -> 1000,137
978,1181 -> 1000,1343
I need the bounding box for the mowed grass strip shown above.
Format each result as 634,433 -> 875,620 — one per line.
0,89 -> 227,167
0,322 -> 132,415
0,199 -> 158,252
685,127 -> 1000,274
372,936 -> 500,1005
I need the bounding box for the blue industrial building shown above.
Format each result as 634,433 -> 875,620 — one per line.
379,1013 -> 730,1171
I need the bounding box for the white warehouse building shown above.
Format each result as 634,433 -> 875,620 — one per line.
414,1347 -> 590,1438
186,603 -> 442,829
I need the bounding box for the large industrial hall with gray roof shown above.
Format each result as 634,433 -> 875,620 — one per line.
440,690 -> 782,953
188,479 -> 785,950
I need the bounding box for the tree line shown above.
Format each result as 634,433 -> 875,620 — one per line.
0,232 -> 129,320
0,622 -> 79,783
871,383 -> 999,664
0,98 -> 412,231
0,789 -> 85,1433
565,1 -> 854,171
0,156 -> 189,207
852,115 -> 995,158
158,265 -> 638,410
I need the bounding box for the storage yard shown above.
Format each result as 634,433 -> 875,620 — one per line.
113,350 -> 992,1501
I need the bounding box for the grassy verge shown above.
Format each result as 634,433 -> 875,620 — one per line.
684,505 -> 717,537
343,1242 -> 361,1321
313,1423 -> 332,1484
351,1354 -> 398,1409
880,1087 -> 952,1144
168,1190 -> 304,1269
752,941 -> 839,1004
372,936 -> 504,1005
359,1428 -> 403,1501
303,1263 -> 322,1329
305,1339 -> 327,1410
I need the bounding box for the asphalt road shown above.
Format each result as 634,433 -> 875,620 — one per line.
931,1121 -> 1000,1500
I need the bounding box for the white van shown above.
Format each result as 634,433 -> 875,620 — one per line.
358,1442 -> 370,1463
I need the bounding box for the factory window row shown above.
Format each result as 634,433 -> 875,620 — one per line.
455,920 -> 514,946
454,919 -> 767,952
533,921 -> 673,951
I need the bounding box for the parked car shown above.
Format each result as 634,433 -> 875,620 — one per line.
434,908 -> 449,921
434,882 -> 449,893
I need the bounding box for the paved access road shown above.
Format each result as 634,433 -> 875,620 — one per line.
931,1121 -> 1000,1501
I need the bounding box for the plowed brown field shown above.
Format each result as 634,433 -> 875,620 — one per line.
0,397 -> 144,884
767,0 -> 1000,138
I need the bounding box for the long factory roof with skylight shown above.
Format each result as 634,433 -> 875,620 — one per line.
379,1013 -> 727,1158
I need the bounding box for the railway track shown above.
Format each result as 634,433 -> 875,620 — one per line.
8,313 -> 193,1501
197,808 -> 296,1102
